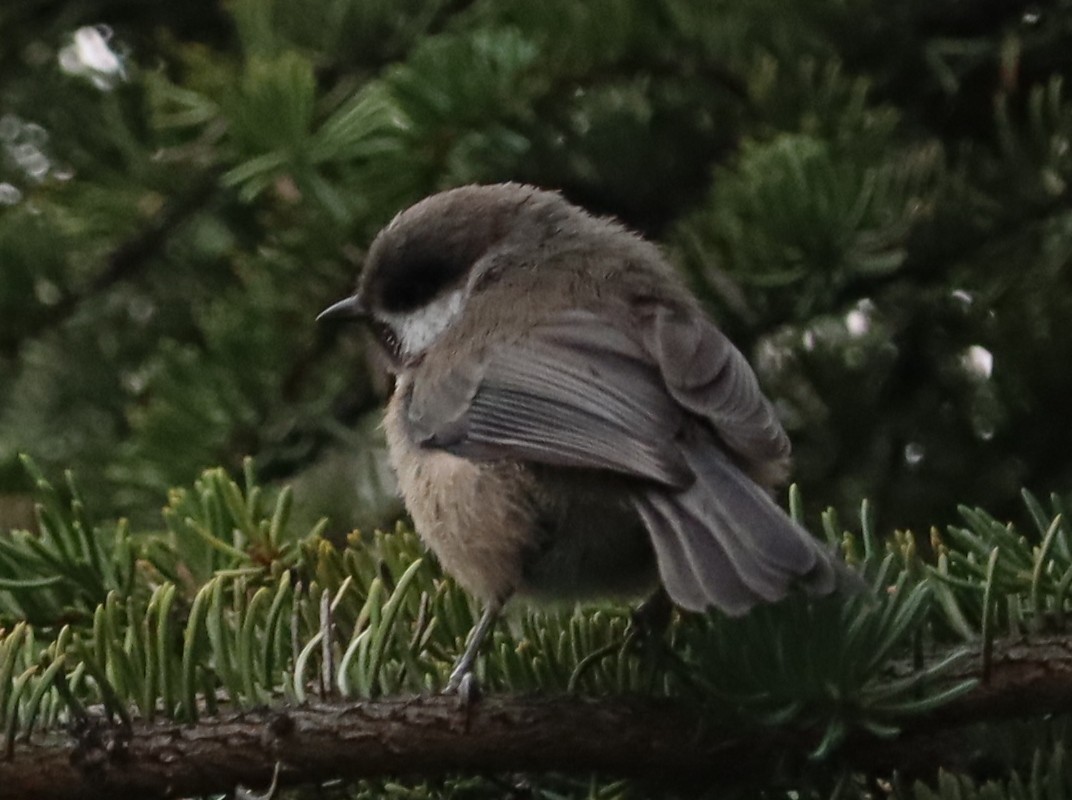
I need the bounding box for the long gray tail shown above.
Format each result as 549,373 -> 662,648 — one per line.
633,441 -> 848,616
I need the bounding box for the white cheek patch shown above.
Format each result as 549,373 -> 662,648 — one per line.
383,289 -> 466,356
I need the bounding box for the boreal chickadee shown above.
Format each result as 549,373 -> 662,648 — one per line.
320,183 -> 855,691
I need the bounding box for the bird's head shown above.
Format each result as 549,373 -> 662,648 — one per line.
318,183 -> 568,368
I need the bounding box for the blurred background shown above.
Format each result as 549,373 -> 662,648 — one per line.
1,0 -> 1070,539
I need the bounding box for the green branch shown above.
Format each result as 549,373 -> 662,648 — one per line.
0,173 -> 220,360
0,636 -> 1070,800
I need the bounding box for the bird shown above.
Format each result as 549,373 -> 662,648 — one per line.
319,182 -> 852,691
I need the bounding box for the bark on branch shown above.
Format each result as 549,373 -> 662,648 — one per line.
2,635 -> 1071,800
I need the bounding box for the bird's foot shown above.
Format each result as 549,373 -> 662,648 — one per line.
450,670 -> 482,710
444,657 -> 479,695
441,601 -> 500,699
628,587 -> 673,641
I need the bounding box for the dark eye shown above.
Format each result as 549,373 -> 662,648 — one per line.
379,251 -> 470,313
368,319 -> 402,361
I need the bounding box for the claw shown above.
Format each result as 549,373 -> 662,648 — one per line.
443,601 -> 501,695
455,671 -> 481,709
630,587 -> 673,640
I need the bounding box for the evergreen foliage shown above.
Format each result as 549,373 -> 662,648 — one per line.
0,458 -> 1069,798
2,0 -> 1072,796
1,0 -> 1070,532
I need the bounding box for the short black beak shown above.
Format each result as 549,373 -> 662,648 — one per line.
317,294 -> 367,322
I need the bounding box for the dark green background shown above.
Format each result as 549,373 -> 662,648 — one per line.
1,0 -> 1070,538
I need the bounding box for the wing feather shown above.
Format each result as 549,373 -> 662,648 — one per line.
644,306 -> 791,484
408,310 -> 691,487
401,306 -> 844,614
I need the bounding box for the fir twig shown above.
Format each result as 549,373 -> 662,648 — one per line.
0,172 -> 220,360
0,636 -> 1070,799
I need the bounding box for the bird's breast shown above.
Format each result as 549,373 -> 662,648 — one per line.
384,389 -> 538,602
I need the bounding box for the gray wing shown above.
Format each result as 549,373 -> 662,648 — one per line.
406,310 -> 691,488
404,307 -> 841,614
641,305 -> 790,486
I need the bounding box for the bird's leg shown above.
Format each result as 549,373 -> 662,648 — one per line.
629,587 -> 673,639
567,590 -> 673,692
627,588 -> 678,692
444,600 -> 501,694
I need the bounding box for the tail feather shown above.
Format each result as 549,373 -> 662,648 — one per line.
635,495 -> 757,614
633,441 -> 843,616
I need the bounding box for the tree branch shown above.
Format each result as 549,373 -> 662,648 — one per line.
0,174 -> 219,360
2,635 -> 1071,800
